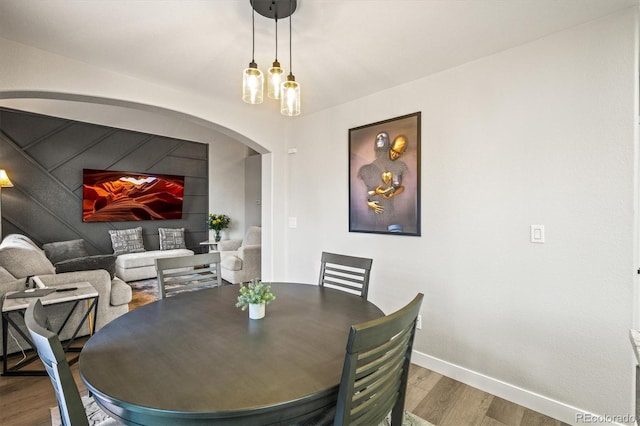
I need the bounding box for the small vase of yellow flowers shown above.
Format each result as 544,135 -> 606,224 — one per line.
207,213 -> 231,242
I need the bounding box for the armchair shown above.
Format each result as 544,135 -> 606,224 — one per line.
218,226 -> 261,284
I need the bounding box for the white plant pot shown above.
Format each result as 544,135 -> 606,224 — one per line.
249,303 -> 265,320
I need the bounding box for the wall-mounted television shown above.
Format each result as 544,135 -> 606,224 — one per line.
82,169 -> 185,222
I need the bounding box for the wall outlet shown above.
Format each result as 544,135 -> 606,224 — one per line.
416,314 -> 422,330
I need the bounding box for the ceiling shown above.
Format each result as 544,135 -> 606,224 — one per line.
0,0 -> 637,116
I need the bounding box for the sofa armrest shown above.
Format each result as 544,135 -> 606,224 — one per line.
37,269 -> 111,294
110,277 -> 132,306
218,239 -> 242,252
237,244 -> 261,281
0,266 -> 26,296
37,269 -> 114,321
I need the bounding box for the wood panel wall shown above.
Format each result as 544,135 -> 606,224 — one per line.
0,108 -> 208,254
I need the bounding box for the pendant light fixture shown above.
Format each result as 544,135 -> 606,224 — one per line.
280,0 -> 300,116
243,0 -> 299,115
242,0 -> 264,104
267,15 -> 284,100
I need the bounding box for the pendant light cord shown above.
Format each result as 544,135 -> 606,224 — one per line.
251,0 -> 256,62
288,0 -> 293,74
275,16 -> 278,61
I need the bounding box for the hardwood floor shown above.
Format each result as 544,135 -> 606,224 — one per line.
405,365 -> 569,426
0,360 -> 568,426
0,294 -> 569,426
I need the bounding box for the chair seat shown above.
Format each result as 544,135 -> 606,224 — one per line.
51,395 -> 119,426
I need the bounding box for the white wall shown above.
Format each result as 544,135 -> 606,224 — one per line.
284,9 -> 638,424
207,134 -> 249,241
244,154 -> 262,228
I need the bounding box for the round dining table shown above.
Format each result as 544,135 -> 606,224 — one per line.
79,282 -> 384,425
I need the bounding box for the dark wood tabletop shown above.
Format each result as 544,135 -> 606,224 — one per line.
79,282 -> 384,425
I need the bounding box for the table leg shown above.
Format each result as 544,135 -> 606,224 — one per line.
87,300 -> 94,335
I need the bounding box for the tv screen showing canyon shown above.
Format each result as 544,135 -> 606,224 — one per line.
82,169 -> 184,222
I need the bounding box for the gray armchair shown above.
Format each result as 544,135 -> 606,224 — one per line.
218,226 -> 261,284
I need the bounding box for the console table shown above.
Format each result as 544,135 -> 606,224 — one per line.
1,281 -> 98,376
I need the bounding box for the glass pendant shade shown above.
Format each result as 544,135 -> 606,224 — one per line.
268,61 -> 285,99
280,74 -> 300,116
242,61 -> 264,104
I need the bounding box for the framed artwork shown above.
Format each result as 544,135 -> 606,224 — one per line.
349,112 -> 421,236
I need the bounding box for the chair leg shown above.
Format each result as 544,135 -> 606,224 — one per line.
390,403 -> 404,425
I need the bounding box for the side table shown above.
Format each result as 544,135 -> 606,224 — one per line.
1,281 -> 98,376
199,240 -> 219,253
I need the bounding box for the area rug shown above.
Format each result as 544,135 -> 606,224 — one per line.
50,396 -> 118,425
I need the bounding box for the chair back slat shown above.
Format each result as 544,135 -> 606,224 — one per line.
156,252 -> 222,299
318,252 -> 373,299
334,293 -> 423,426
25,300 -> 89,426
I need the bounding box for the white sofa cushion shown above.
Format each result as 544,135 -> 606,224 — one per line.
242,226 -> 261,246
116,249 -> 194,269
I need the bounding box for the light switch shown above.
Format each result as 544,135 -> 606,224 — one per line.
288,217 -> 297,228
530,225 -> 545,243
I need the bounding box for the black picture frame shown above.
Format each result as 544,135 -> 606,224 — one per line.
349,112 -> 421,236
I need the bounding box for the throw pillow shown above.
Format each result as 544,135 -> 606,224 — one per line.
108,227 -> 145,255
43,239 -> 89,264
158,228 -> 186,250
54,255 -> 116,279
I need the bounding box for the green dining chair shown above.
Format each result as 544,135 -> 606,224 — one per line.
318,252 -> 373,300
24,299 -> 117,426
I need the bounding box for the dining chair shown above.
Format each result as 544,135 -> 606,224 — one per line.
298,293 -> 424,426
318,252 -> 373,299
334,292 -> 424,425
155,252 -> 222,299
24,299 -> 117,426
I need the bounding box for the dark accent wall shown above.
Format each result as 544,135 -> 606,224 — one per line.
0,108 -> 208,254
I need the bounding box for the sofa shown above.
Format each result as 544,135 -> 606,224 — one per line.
0,234 -> 132,355
115,248 -> 195,282
218,226 -> 261,284
108,226 -> 195,282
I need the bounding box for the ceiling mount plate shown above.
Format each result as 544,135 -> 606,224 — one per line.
251,0 -> 297,20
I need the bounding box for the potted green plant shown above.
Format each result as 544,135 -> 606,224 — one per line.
207,213 -> 231,242
236,279 -> 276,319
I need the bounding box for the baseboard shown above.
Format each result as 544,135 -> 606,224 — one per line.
411,350 -> 633,426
